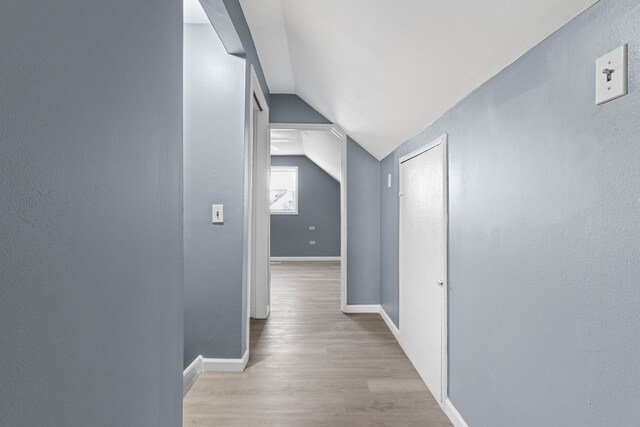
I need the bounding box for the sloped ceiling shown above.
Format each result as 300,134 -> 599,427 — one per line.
239,0 -> 598,159
184,0 -> 209,24
271,129 -> 341,182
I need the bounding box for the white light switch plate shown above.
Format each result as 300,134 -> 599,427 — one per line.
212,204 -> 223,223
596,44 -> 628,105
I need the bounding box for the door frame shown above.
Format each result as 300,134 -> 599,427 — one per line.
269,122 -> 348,312
246,66 -> 270,357
398,133 -> 449,405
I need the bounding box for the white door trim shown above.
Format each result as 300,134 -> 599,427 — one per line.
398,133 -> 449,406
246,66 -> 270,359
269,123 -> 348,313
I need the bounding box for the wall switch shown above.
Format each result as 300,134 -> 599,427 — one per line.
387,173 -> 392,188
212,204 -> 224,223
309,226 -> 316,231
309,240 -> 316,245
596,44 -> 628,105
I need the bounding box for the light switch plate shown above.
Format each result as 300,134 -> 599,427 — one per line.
387,174 -> 392,188
212,204 -> 223,224
596,44 -> 628,105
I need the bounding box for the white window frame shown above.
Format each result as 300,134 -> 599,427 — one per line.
270,166 -> 299,215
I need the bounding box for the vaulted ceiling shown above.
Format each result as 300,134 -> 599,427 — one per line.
239,0 -> 598,159
271,129 -> 342,182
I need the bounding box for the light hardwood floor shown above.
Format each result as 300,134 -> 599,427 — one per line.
183,261 -> 452,426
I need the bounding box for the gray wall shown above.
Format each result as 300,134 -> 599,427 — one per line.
271,95 -> 381,305
219,0 -> 270,98
380,0 -> 640,425
217,0 -> 271,355
271,156 -> 340,257
183,24 -> 246,365
347,138 -> 381,304
270,94 -> 331,124
380,155 -> 399,323
0,1 -> 183,426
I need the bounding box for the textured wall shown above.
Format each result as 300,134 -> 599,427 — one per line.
379,0 -> 640,425
0,1 -> 183,425
183,24 -> 246,365
270,156 -> 340,257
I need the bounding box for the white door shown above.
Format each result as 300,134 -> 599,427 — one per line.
399,135 -> 447,403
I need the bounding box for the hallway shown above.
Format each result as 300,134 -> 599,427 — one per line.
183,261 -> 452,426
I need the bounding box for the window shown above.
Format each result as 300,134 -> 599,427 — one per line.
270,166 -> 298,215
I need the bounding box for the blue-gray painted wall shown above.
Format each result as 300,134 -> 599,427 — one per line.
271,156 -> 340,257
184,0 -> 272,365
380,1 -> 640,425
218,0 -> 271,356
347,138 -> 381,304
380,154 -> 399,323
220,0 -> 270,97
270,94 -> 332,124
271,95 -> 381,305
0,1 -> 183,425
183,24 -> 246,365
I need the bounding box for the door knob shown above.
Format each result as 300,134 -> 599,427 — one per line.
436,280 -> 444,287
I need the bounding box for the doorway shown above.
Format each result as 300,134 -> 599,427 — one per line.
246,67 -> 270,362
265,124 -> 348,312
399,133 -> 449,404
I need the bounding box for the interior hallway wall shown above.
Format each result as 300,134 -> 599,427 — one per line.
183,23 -> 246,365
379,0 -> 640,425
270,95 -> 381,305
271,156 -> 341,257
0,1 -> 183,425
183,0 -> 273,364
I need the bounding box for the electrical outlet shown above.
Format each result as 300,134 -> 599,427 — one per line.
309,226 -> 316,231
309,240 -> 316,245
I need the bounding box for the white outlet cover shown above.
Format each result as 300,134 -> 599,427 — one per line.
596,44 -> 628,105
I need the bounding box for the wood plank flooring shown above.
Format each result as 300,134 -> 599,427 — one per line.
183,261 -> 452,426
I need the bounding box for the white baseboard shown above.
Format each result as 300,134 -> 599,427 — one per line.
202,349 -> 249,373
378,305 -> 400,341
183,355 -> 203,397
342,304 -> 380,314
270,256 -> 341,262
376,306 -> 465,427
444,398 -> 469,427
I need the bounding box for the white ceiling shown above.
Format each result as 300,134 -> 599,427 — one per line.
271,129 -> 341,182
183,0 -> 209,24
240,0 -> 598,159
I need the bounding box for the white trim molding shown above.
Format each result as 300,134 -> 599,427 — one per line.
271,122 -> 348,314
363,303 -> 466,427
378,305 -> 400,341
444,398 -> 470,427
202,349 -> 249,373
183,355 -> 204,397
270,256 -> 341,262
342,304 -> 380,314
